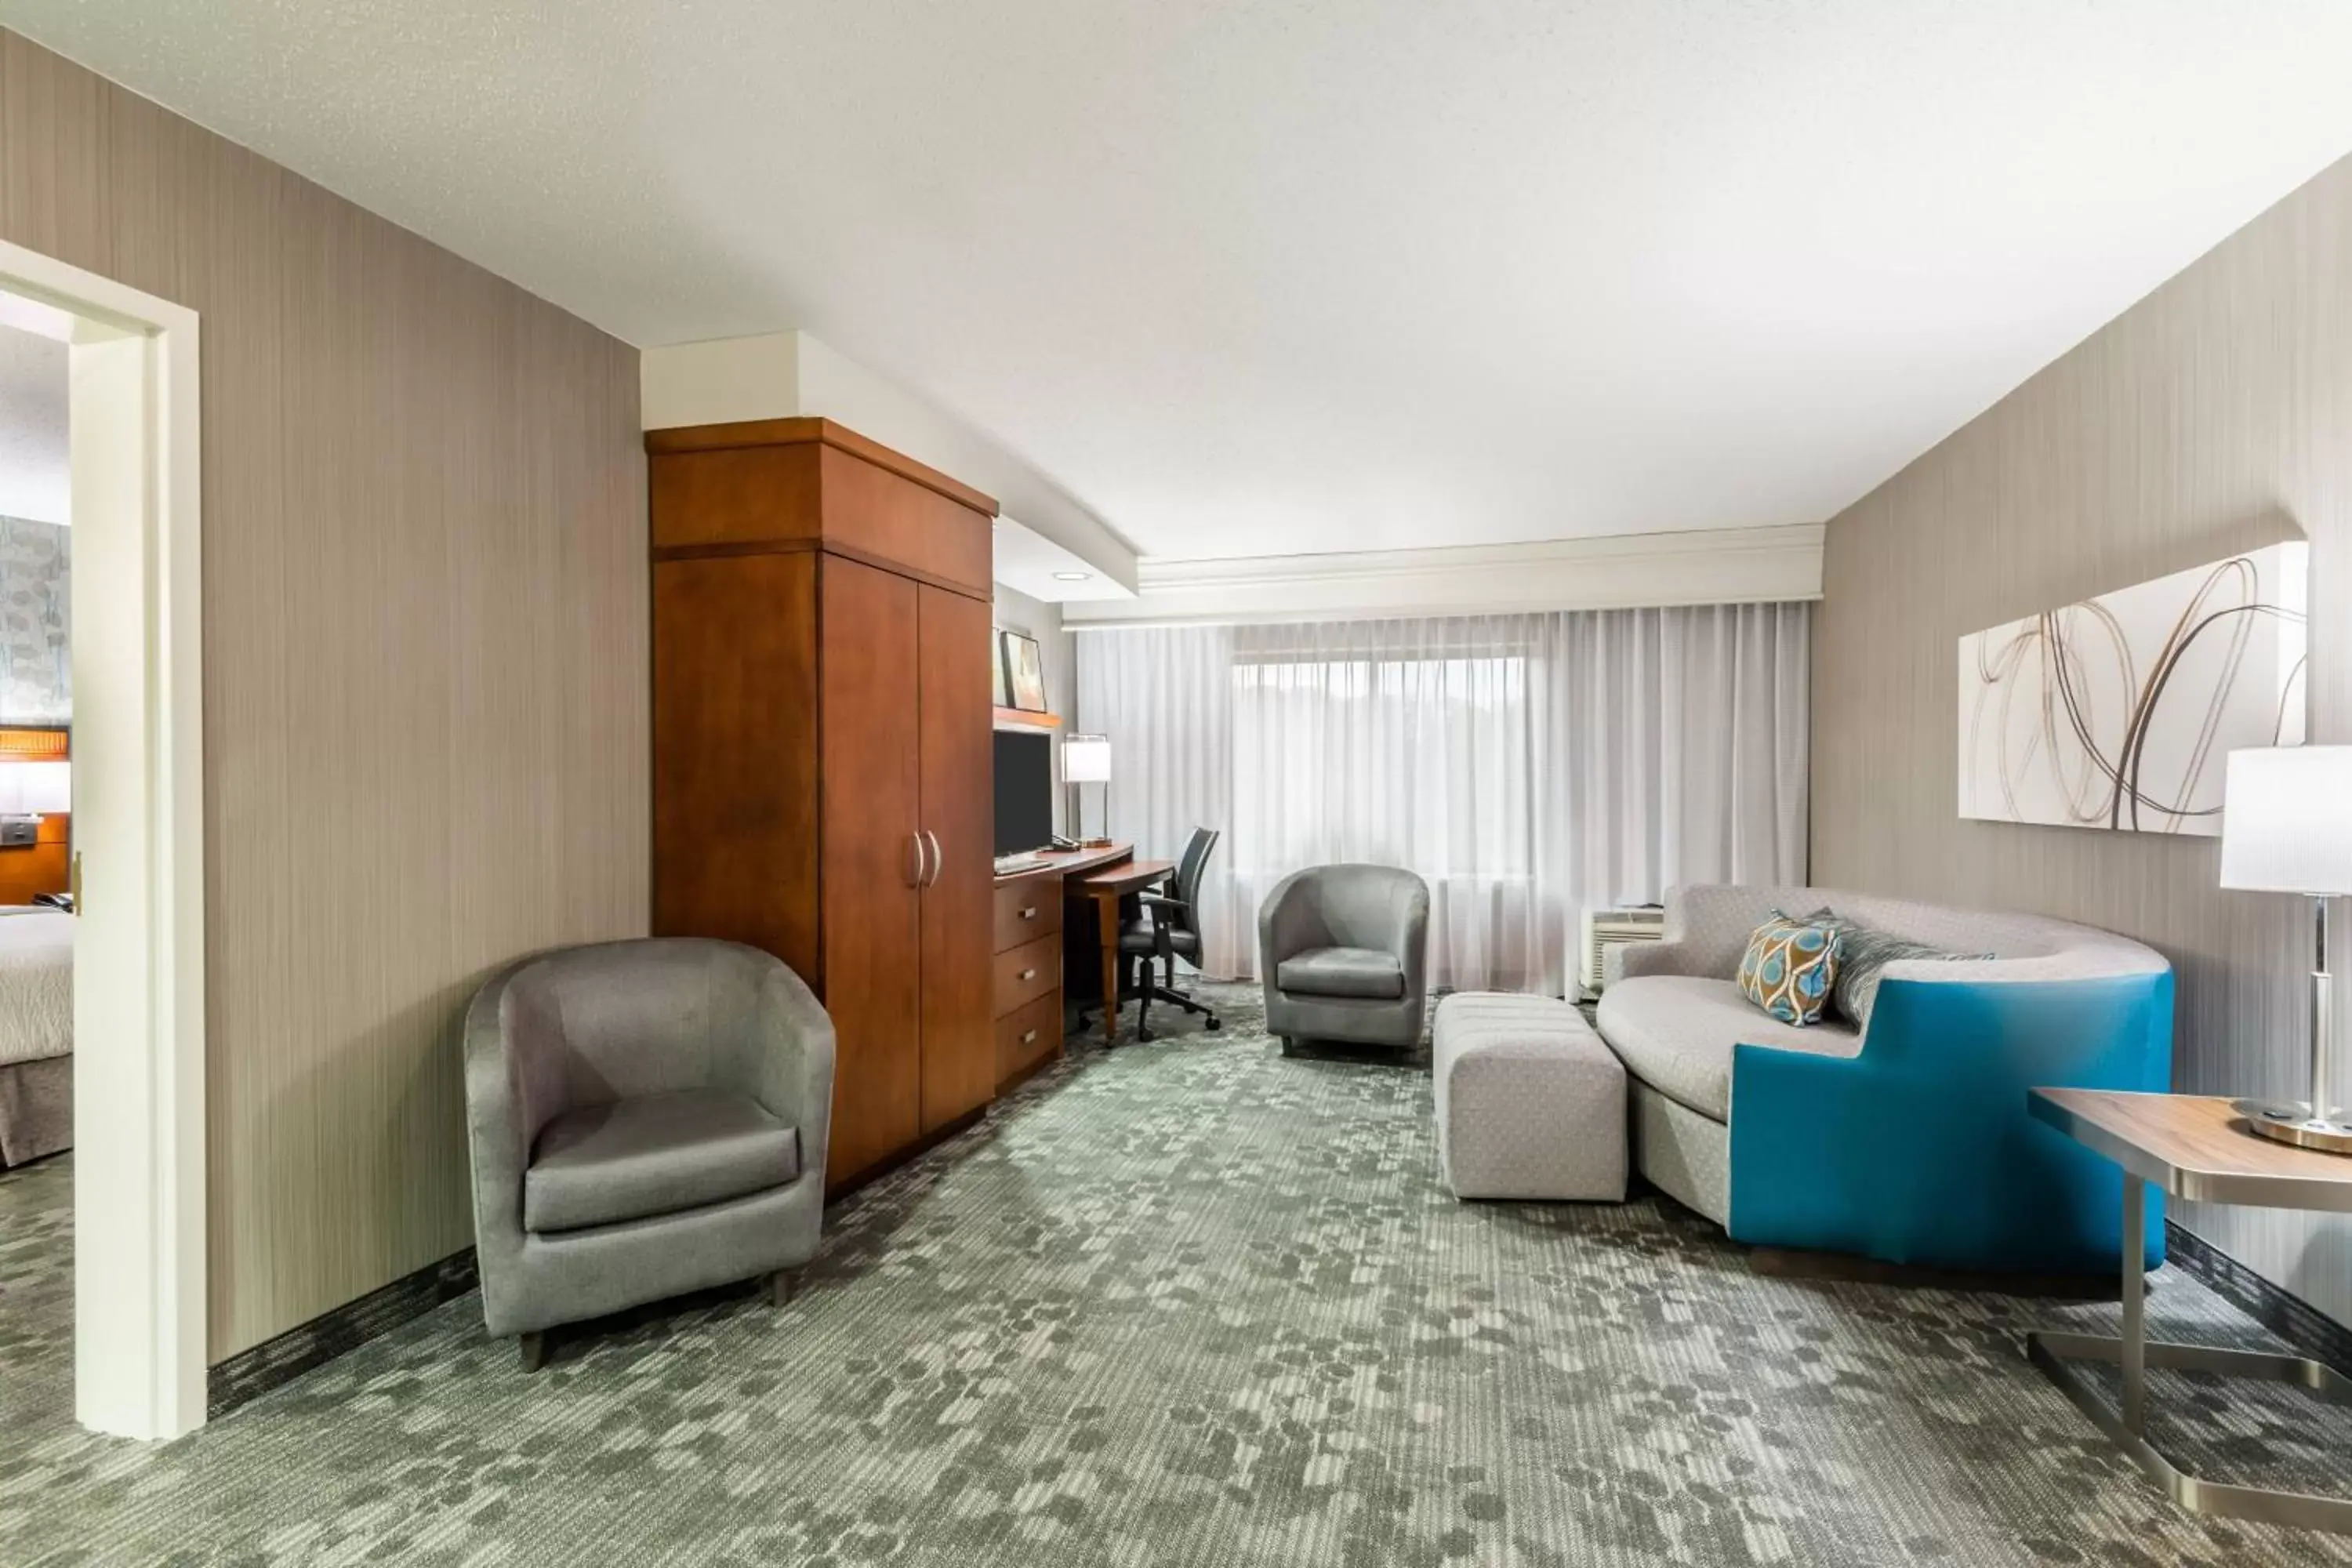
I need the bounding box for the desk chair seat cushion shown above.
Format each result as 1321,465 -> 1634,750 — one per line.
524,1087 -> 801,1235
1277,945 -> 1406,1001
1119,917 -> 1201,961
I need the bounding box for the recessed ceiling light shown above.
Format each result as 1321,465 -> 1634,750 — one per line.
1051,570 -> 1092,582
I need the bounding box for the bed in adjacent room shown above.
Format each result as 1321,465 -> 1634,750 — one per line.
0,906 -> 72,1165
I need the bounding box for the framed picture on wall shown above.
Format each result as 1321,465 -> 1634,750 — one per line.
989,629 -> 1011,708
1002,630 -> 1049,713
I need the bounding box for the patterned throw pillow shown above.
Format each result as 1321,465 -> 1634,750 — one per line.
1792,909 -> 1990,1033
1734,916 -> 1842,1026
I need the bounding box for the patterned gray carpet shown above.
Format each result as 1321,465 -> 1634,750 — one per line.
4,984 -> 2350,1566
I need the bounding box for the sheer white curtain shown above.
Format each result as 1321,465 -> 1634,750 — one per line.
1534,604 -> 1811,989
1228,618 -> 1541,987
1076,603 -> 1809,991
1069,625 -> 1240,967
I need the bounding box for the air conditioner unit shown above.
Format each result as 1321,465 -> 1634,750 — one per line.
1577,905 -> 1664,1000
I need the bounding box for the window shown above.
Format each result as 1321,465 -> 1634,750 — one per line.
1076,604 -> 1809,990
1229,649 -> 1532,883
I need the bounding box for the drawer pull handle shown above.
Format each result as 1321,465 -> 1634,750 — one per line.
1019,906 -> 1038,920
1018,967 -> 1037,982
1020,1029 -> 1038,1045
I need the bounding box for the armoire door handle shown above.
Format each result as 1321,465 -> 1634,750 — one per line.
922,830 -> 943,887
907,832 -> 927,888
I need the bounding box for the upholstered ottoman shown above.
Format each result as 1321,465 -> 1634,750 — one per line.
1432,993 -> 1627,1201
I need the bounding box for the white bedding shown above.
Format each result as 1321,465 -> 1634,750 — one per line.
0,909 -> 72,1068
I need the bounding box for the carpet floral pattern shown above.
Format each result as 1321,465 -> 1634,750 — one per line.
2,984 -> 2348,1565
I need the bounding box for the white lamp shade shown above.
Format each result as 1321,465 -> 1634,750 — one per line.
1062,735 -> 1111,783
2220,746 -> 2352,895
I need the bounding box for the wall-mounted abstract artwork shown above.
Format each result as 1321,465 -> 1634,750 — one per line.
1958,543 -> 2307,836
0,516 -> 70,726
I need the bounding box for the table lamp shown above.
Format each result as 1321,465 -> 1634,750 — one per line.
2220,745 -> 2352,1155
1062,734 -> 1112,848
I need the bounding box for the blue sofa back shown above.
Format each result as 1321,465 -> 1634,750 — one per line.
1729,965 -> 2173,1273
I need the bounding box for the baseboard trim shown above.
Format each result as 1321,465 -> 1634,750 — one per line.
205,1213 -> 2343,1421
208,1249 -> 479,1418
1750,1247 -> 2117,1300
2165,1220 -> 2352,1378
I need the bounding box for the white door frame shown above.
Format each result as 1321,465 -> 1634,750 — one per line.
0,239 -> 207,1440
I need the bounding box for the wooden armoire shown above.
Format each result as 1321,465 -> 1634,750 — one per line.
648,418 -> 997,1192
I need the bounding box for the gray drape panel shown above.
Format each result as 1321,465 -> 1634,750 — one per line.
1076,603 -> 1809,991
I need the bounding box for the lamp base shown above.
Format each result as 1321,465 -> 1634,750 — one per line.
2233,1098 -> 2352,1156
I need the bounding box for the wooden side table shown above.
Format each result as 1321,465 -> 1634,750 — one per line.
2026,1089 -> 2352,1533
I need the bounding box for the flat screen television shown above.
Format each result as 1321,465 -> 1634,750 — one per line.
993,728 -> 1054,855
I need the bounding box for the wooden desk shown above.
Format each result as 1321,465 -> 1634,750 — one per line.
2025,1089 -> 2352,1532
998,843 -> 1137,884
1076,858 -> 1175,1034
990,843 -> 1137,1087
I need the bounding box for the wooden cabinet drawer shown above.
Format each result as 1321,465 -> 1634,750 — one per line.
994,932 -> 1060,1014
993,875 -> 1062,953
996,989 -> 1064,1088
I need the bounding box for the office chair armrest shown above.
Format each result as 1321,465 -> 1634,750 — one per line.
1139,891 -> 1188,959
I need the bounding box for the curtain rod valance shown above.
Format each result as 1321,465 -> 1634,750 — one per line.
1063,525 -> 1825,632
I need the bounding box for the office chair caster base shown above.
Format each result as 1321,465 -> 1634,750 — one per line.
1206,1017 -> 1221,1031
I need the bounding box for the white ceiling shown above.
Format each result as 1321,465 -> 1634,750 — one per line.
991,516 -> 1129,605
0,318 -> 68,526
11,2 -> 2352,559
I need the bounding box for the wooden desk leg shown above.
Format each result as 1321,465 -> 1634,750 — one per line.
2121,1178 -> 2146,1434
1094,887 -> 1121,1041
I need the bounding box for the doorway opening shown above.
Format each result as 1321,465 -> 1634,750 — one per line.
0,245 -> 205,1442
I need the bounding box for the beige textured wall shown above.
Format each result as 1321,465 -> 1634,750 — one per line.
0,34 -> 649,1358
1814,152 -> 2352,1324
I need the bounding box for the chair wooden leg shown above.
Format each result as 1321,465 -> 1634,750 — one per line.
518,1331 -> 547,1372
770,1269 -> 797,1308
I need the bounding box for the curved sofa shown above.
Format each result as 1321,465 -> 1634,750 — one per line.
1597,884 -> 2172,1274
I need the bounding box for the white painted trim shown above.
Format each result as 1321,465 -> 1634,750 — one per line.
1062,523 -> 1824,629
1,240 -> 207,1441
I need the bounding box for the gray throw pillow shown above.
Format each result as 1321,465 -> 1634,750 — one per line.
1787,908 -> 1990,1033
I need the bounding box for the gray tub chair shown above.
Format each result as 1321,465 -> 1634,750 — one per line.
1259,864 -> 1432,1052
463,937 -> 834,1368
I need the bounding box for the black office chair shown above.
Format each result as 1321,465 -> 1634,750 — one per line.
1119,826 -> 1222,1040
